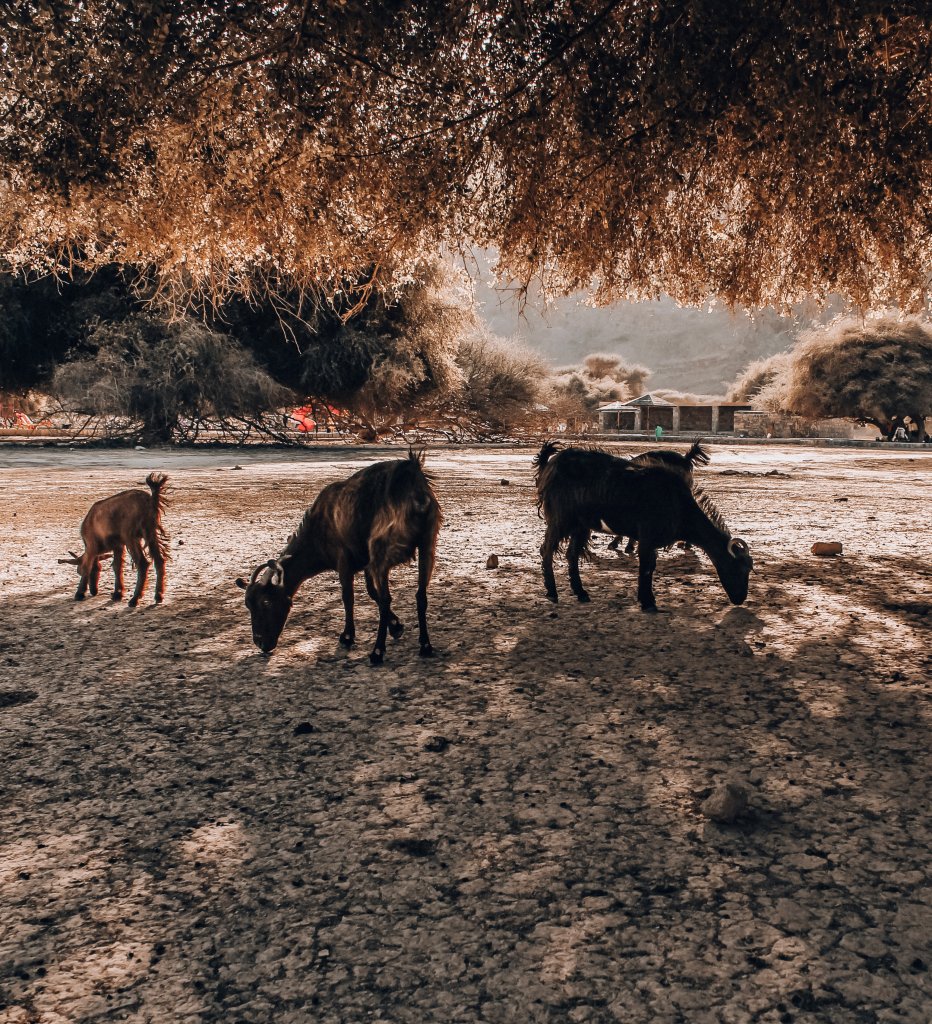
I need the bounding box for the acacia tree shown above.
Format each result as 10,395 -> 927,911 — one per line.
1,3 -> 930,311
757,316 -> 932,439
549,353 -> 652,427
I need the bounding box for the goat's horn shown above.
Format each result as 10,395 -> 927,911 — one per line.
249,564 -> 265,586
727,538 -> 748,557
58,550 -> 81,564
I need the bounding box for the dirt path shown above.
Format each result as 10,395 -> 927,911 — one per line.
1,445 -> 930,1023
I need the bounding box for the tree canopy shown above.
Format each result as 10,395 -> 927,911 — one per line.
1,2 -> 930,310
752,315 -> 932,437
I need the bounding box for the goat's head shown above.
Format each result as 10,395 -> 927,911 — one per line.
235,559 -> 292,654
716,537 -> 753,605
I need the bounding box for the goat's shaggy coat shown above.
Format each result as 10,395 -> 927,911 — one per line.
534,442 -> 752,610
237,451 -> 441,664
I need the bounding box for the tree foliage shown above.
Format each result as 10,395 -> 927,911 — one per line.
725,352 -> 793,402
550,353 -> 652,422
1,2 -> 930,310
52,314 -> 292,442
751,315 -> 932,437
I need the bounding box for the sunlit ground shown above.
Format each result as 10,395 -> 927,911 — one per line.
0,443 -> 929,1023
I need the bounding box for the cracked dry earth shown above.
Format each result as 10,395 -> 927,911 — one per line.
0,443 -> 930,1024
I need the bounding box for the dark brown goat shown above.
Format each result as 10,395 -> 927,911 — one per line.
608,440 -> 711,553
236,451 -> 441,665
59,473 -> 169,605
534,442 -> 752,611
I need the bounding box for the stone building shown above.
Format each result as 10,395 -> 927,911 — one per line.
598,393 -> 753,434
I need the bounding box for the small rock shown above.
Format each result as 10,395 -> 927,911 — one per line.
233,465 -> 243,470
134,445 -> 147,450
833,496 -> 849,502
811,541 -> 843,556
177,539 -> 184,546
486,554 -> 499,569
293,721 -> 316,735
500,478 -> 510,486
423,735 -> 449,752
700,782 -> 749,823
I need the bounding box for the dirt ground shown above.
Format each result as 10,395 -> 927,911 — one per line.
1,443 -> 930,1024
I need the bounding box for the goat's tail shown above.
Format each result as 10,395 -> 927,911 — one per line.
145,472 -> 170,558
684,440 -> 711,468
533,440 -> 561,476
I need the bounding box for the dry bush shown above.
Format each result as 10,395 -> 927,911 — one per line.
761,315 -> 932,437
1,4 -> 930,311
52,315 -> 293,442
651,389 -> 723,405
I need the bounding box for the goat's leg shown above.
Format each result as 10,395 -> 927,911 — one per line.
338,565 -> 356,647
567,529 -> 591,603
368,569 -> 392,666
607,535 -> 621,552
111,546 -> 125,601
87,557 -> 101,597
364,569 -> 403,638
415,538 -> 436,657
625,537 -> 637,555
637,546 -> 659,612
127,539 -> 150,607
540,523 -> 561,602
75,567 -> 89,601
149,533 -> 166,604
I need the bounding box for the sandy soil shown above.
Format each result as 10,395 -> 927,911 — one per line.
1,443 -> 930,1024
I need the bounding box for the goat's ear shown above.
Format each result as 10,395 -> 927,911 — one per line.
58,557 -> 80,565
235,577 -> 248,590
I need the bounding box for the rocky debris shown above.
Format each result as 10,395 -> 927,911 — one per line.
0,689 -> 37,709
292,721 -> 316,735
812,541 -> 843,556
486,554 -> 500,569
700,782 -> 749,823
423,734 -> 450,752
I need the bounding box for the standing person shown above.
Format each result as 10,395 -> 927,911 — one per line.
655,424 -> 663,441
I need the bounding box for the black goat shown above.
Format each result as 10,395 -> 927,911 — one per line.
534,442 -> 752,611
607,440 -> 711,554
236,451 -> 441,664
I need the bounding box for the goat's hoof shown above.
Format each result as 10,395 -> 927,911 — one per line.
575,592 -> 591,603
545,592 -> 558,604
369,650 -> 384,666
419,643 -> 435,658
641,604 -> 658,614
74,593 -> 85,602
338,633 -> 355,648
128,597 -> 139,608
89,587 -> 98,597
111,592 -> 123,602
154,595 -> 163,604
389,620 -> 405,639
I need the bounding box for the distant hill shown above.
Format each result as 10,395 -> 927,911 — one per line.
473,273 -> 832,394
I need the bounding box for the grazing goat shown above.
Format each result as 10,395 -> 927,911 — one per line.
608,440 -> 711,554
59,473 -> 169,605
534,442 -> 752,611
236,451 -> 441,665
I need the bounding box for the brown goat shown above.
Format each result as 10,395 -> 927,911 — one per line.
236,451 -> 441,665
59,473 -> 169,605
